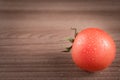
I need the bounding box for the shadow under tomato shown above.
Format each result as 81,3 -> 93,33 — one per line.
47,51 -> 97,78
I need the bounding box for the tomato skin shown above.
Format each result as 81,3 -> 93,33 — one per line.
71,28 -> 116,72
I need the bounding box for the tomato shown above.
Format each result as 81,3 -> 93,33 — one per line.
71,28 -> 116,72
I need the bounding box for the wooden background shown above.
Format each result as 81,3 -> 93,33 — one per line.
0,0 -> 120,80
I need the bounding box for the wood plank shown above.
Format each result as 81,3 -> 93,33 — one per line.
0,0 -> 120,80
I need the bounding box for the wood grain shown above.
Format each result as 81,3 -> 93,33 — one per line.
0,0 -> 120,80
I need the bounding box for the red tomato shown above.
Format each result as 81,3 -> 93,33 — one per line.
71,28 -> 116,72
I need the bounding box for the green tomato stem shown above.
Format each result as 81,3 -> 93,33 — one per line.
62,28 -> 78,52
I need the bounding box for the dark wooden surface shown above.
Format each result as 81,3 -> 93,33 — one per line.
0,0 -> 120,80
